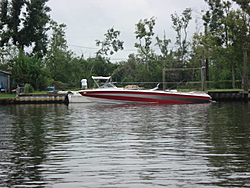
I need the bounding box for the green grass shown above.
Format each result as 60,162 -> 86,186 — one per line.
0,93 -> 16,98
0,90 -> 47,98
0,88 -> 248,98
207,89 -> 247,91
31,91 -> 48,94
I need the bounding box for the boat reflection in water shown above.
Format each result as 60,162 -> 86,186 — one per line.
79,76 -> 212,104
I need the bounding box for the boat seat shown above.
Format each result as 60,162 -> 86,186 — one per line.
125,85 -> 140,90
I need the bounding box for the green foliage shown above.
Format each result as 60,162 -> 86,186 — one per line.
135,17 -> 156,60
46,21 -> 73,84
171,8 -> 192,60
232,0 -> 250,14
24,83 -> 34,93
96,27 -> 124,57
49,80 -> 68,90
0,0 -> 51,56
191,0 -> 250,90
155,31 -> 171,58
177,80 -> 242,90
10,51 -> 49,90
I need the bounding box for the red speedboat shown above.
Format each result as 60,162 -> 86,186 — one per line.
78,76 -> 212,104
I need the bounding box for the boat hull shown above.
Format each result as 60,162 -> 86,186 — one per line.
78,90 -> 211,104
68,91 -> 92,103
58,91 -> 92,103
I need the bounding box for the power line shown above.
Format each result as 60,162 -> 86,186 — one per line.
68,44 -> 98,49
68,43 -> 178,51
68,44 -> 137,51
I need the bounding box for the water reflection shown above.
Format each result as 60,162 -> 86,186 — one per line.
0,104 -> 70,187
0,102 -> 250,187
203,102 -> 250,187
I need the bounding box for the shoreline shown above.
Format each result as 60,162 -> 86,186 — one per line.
0,91 -> 249,105
0,94 -> 68,105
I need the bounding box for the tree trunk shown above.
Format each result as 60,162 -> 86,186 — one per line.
243,48 -> 248,102
243,48 -> 248,91
232,62 -> 235,89
205,58 -> 209,81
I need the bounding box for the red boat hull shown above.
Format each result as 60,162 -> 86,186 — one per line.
79,90 -> 211,104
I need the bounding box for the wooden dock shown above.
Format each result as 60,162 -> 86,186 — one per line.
0,94 -> 68,105
208,91 -> 249,102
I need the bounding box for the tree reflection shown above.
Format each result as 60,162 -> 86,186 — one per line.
203,102 -> 250,187
0,104 -> 69,187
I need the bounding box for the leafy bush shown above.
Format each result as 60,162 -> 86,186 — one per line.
10,52 -> 50,91
24,83 -> 34,93
177,80 -> 242,90
49,80 -> 68,90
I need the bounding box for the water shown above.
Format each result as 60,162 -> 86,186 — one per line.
0,102 -> 250,188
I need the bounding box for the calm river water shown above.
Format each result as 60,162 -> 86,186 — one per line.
0,102 -> 250,188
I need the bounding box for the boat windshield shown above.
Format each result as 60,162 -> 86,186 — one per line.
99,83 -> 116,88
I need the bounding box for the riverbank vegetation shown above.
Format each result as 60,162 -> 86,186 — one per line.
0,0 -> 249,92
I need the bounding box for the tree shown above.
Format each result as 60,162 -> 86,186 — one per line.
134,16 -> 157,83
232,0 -> 250,92
112,54 -> 138,83
46,21 -> 73,84
10,51 -> 49,90
0,0 -> 25,47
171,8 -> 192,61
0,0 -> 51,56
21,0 -> 51,56
203,0 -> 250,90
232,0 -> 250,14
134,17 -> 156,61
202,0 -> 232,82
96,27 -> 124,58
155,31 -> 172,59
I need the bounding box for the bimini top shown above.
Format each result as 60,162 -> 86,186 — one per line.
91,76 -> 113,88
91,76 -> 111,80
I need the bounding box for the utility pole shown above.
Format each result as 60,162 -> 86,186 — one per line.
163,69 -> 166,90
201,53 -> 206,91
204,25 -> 209,81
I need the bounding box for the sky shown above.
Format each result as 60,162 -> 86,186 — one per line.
47,0 -> 208,62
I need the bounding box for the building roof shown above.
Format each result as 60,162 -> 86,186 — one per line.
0,70 -> 11,75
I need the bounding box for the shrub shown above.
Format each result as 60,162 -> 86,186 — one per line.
24,83 -> 34,93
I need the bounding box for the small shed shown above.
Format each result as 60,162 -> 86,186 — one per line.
0,70 -> 11,93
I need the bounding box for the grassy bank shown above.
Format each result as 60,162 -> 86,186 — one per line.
0,91 -> 47,98
0,93 -> 16,98
1,88 -> 248,99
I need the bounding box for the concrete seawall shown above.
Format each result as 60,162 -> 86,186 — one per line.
0,94 -> 67,105
208,91 -> 249,102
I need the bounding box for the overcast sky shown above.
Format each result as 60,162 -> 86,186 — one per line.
47,0 -> 208,62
